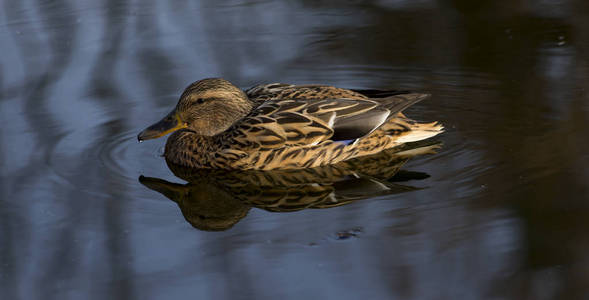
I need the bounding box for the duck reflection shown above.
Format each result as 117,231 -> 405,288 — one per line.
139,141 -> 441,231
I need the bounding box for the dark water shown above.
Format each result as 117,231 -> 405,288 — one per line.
1,0 -> 589,299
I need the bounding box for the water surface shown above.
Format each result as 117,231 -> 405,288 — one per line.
1,1 -> 589,299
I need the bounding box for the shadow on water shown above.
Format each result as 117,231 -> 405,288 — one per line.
140,142 -> 440,231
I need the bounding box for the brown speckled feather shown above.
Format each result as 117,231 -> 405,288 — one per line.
246,83 -> 441,143
152,79 -> 444,170
166,95 -> 436,170
224,98 -> 387,148
246,83 -> 369,101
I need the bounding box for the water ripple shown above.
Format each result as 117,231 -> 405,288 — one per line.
48,120 -> 170,191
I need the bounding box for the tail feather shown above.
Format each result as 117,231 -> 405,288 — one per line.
378,93 -> 431,120
393,121 -> 444,144
352,89 -> 412,98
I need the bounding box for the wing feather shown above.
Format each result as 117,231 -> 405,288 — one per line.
224,94 -> 426,150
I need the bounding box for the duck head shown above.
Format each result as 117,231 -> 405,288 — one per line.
138,78 -> 252,141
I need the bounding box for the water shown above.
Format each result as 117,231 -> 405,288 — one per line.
1,1 -> 589,299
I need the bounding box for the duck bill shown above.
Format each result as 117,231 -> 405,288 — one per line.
137,111 -> 187,141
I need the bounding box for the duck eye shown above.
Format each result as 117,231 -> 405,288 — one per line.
196,98 -> 205,104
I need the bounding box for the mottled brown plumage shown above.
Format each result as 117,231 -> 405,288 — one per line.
138,78 -> 443,170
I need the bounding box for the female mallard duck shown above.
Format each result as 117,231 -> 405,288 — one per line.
138,78 -> 443,170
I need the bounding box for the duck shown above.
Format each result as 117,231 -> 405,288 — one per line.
138,78 -> 443,170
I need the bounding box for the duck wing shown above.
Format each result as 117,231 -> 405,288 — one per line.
224,94 -> 428,149
245,83 -> 368,101
245,83 -> 295,99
